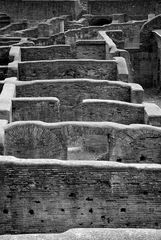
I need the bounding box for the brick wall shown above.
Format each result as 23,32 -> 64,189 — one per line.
82,99 -> 145,124
12,97 -> 60,122
4,122 -> 161,163
21,45 -> 73,61
0,0 -> 80,21
18,60 -> 117,81
88,0 -> 158,16
76,40 -> 106,59
16,79 -> 131,121
1,157 -> 161,234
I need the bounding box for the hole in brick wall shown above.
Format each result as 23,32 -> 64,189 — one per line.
120,196 -> 128,199
90,222 -> 93,225
155,222 -> 159,227
81,213 -> 84,215
143,190 -> 148,195
61,208 -> 65,212
79,223 -> 83,226
89,208 -> 93,213
3,209 -> 8,214
117,158 -> 122,162
89,18 -> 112,26
125,223 -> 130,227
97,179 -> 111,188
7,195 -> 12,199
41,220 -> 44,223
29,209 -> 34,215
140,155 -> 146,161
86,197 -> 93,201
34,200 -> 40,203
69,192 -> 76,198
120,208 -> 126,212
101,216 -> 110,223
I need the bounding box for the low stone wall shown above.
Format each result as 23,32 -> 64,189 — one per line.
76,40 -> 106,59
65,20 -> 146,49
0,37 -> 22,46
21,45 -> 73,61
0,0 -> 81,21
87,0 -> 156,18
14,27 -> 38,38
12,97 -> 60,123
82,100 -> 161,127
2,229 -> 161,240
15,79 -> 143,120
4,122 -> 161,164
1,156 -> 161,234
0,21 -> 28,36
4,122 -> 67,159
13,18 -> 64,38
82,99 -> 145,124
18,59 -> 122,81
33,32 -> 66,46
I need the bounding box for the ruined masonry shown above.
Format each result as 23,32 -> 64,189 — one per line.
1,1 -> 161,239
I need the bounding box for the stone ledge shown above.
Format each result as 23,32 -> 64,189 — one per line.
1,228 -> 161,240
2,228 -> 161,240
114,56 -> 129,82
144,102 -> 161,127
76,39 -> 105,45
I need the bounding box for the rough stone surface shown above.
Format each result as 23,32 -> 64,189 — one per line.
21,45 -> 73,61
18,60 -> 117,81
65,20 -> 145,49
4,122 -> 161,164
110,125 -> 161,164
76,40 -> 105,59
0,0 -> 81,21
1,157 -> 161,233
140,14 -> 161,48
88,0 -> 158,17
4,122 -> 67,159
0,21 -> 28,36
16,79 -> 131,121
106,30 -> 124,49
12,97 -> 60,122
82,99 -> 145,124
